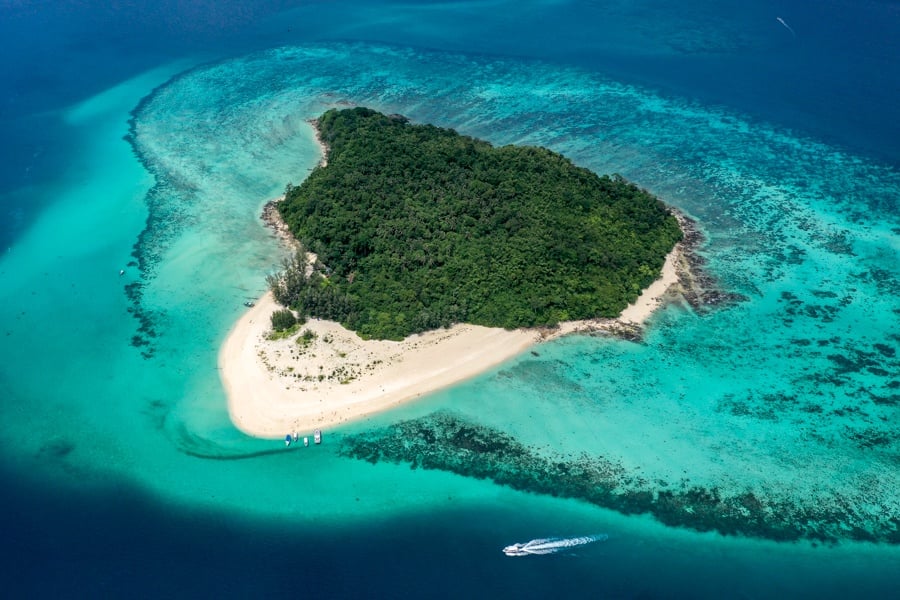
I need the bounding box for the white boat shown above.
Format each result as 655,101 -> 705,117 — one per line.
303,436 -> 309,447
314,429 -> 322,444
502,543 -> 530,557
503,535 -> 608,557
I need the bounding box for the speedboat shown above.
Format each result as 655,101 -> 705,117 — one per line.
502,535 -> 607,557
502,543 -> 530,557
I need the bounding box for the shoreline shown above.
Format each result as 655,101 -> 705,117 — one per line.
221,213 -> 686,437
226,118 -> 700,438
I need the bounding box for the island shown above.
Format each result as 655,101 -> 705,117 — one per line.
221,107 -> 685,437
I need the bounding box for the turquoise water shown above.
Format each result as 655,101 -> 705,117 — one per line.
128,44 -> 899,535
2,2 -> 900,596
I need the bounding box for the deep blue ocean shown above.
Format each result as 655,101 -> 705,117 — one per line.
2,1 -> 899,597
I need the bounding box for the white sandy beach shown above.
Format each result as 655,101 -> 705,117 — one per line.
220,245 -> 682,438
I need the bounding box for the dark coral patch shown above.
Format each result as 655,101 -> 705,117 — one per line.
339,412 -> 899,543
873,343 -> 896,358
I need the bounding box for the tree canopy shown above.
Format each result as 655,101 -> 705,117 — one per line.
274,107 -> 682,340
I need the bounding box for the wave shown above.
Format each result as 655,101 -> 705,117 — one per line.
503,534 -> 608,556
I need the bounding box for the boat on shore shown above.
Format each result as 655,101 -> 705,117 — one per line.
285,431 -> 320,447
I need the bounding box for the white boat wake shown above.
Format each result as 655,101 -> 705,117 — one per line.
776,16 -> 797,37
502,534 -> 608,557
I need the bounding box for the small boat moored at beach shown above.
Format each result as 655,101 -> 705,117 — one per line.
314,429 -> 322,444
304,436 -> 309,447
284,434 -> 292,447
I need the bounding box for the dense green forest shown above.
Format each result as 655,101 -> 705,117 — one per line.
273,107 -> 682,340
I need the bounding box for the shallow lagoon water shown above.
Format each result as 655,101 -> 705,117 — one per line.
1,1 -> 899,597
124,44 -> 899,539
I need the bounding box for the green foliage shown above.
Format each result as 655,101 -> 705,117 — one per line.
267,250 -> 352,323
296,328 -> 317,348
267,323 -> 301,341
270,308 -> 298,331
276,107 -> 682,340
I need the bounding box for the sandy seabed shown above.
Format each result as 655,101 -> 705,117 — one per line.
220,243 -> 682,438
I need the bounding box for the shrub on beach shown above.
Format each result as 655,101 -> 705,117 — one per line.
270,308 -> 298,331
296,328 -> 317,348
